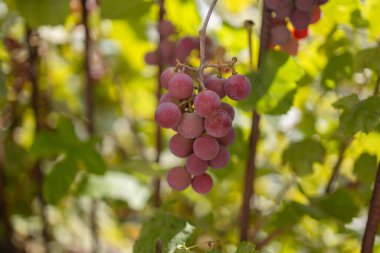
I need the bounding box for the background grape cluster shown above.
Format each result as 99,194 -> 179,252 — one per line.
155,68 -> 251,194
267,0 -> 329,55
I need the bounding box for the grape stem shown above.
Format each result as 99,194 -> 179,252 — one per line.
176,58 -> 237,74
198,0 -> 218,91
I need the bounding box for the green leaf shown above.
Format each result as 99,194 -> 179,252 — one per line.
354,153 -> 378,184
43,156 -> 76,204
267,88 -> 297,115
15,0 -> 70,27
77,141 -> 106,175
101,0 -> 153,20
282,139 -> 326,176
206,249 -> 221,253
350,9 -> 369,28
321,51 -> 353,89
134,211 -> 194,253
332,94 -> 360,110
335,95 -> 380,136
354,46 -> 380,73
235,242 -> 258,253
312,189 -> 360,223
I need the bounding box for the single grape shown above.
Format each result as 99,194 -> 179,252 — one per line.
295,0 -> 317,12
293,28 -> 308,39
167,166 -> 191,191
204,110 -> 232,138
194,90 -> 221,118
160,68 -> 176,90
204,75 -> 227,98
311,6 -> 321,24
193,135 -> 219,161
220,102 -> 235,120
159,92 -> 179,104
186,154 -> 208,176
273,1 -> 293,19
169,133 -> 193,158
155,102 -> 181,128
290,9 -> 311,30
192,173 -> 213,194
225,74 -> 251,101
217,128 -> 236,146
168,73 -> 194,99
265,0 -> 288,10
318,0 -> 328,5
209,146 -> 230,169
144,51 -> 158,65
281,37 -> 299,56
177,112 -> 204,139
176,36 -> 198,62
271,25 -> 291,46
159,20 -> 176,37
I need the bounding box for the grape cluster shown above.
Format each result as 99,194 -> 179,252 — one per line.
145,20 -> 218,66
155,66 -> 251,194
267,0 -> 329,55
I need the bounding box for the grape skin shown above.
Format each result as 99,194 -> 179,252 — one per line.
167,166 -> 191,191
193,135 -> 219,161
160,68 -> 176,90
209,146 -> 230,169
265,0 -> 288,10
221,102 -> 235,120
144,51 -> 158,65
311,6 -> 321,24
160,40 -> 176,64
155,102 -> 181,129
186,154 -> 208,176
159,92 -> 179,104
295,0 -> 317,12
159,20 -> 176,37
281,37 -> 299,56
274,1 -> 293,19
178,112 -> 204,139
168,73 -> 194,99
290,9 -> 311,30
225,74 -> 251,101
191,173 -> 213,194
205,75 -> 227,98
217,128 -> 236,146
204,110 -> 232,138
169,133 -> 193,158
293,28 -> 308,39
176,36 -> 198,62
271,25 -> 291,46
194,90 -> 221,118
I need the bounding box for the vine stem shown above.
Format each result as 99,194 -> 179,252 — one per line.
27,28 -> 51,253
239,1 -> 271,242
80,1 -> 99,252
152,0 -> 166,208
361,161 -> 380,253
198,0 -> 218,90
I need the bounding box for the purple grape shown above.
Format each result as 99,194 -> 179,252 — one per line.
281,37 -> 299,56
274,1 -> 293,19
271,25 -> 291,46
159,92 -> 179,104
290,9 -> 311,30
155,102 -> 181,129
295,0 -> 317,12
204,75 -> 227,98
225,74 -> 251,101
144,51 -> 158,65
204,110 -> 232,138
265,0 -> 289,10
169,133 -> 193,158
186,153 -> 208,176
209,146 -> 230,169
168,73 -> 194,99
178,112 -> 204,139
176,36 -> 198,62
160,68 -> 176,90
167,166 -> 191,191
191,173 -> 213,194
318,0 -> 328,5
221,102 -> 235,120
194,90 -> 221,118
193,135 -> 219,161
217,128 -> 236,146
159,20 -> 176,37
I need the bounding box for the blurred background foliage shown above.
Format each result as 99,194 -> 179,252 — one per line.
0,0 -> 379,252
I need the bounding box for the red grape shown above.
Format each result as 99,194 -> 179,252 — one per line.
168,73 -> 194,99
193,135 -> 219,161
155,102 -> 181,128
217,128 -> 236,146
169,133 -> 193,158
225,74 -> 251,101
159,92 -> 179,104
221,102 -> 235,120
176,36 -> 198,62
311,6 -> 321,24
191,173 -> 213,194
281,37 -> 299,56
209,146 -> 230,169
186,153 -> 208,176
194,90 -> 221,118
178,112 -> 204,139
144,51 -> 158,65
295,0 -> 317,12
265,0 -> 288,10
159,20 -> 176,37
160,68 -> 176,90
290,9 -> 311,30
318,0 -> 328,5
167,166 -> 191,191
271,25 -> 291,46
204,75 -> 227,98
293,28 -> 308,39
204,110 -> 232,138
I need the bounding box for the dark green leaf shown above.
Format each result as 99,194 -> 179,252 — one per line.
350,9 -> 369,28
321,52 -> 353,89
133,211 -> 194,253
235,242 -> 258,253
354,153 -> 378,185
282,139 -> 326,176
77,141 -> 106,175
332,94 -> 360,110
268,88 -> 297,115
355,46 -> 380,73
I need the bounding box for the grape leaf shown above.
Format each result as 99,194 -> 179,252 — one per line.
354,153 -> 378,185
282,139 -> 326,176
235,242 -> 258,253
134,211 -> 194,253
321,51 -> 353,89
